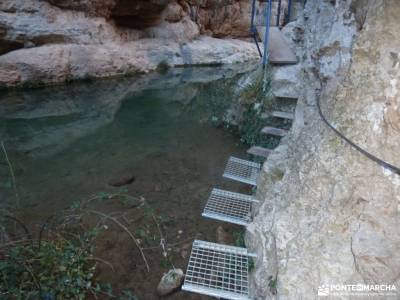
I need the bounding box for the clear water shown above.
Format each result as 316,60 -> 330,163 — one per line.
0,67 -> 253,299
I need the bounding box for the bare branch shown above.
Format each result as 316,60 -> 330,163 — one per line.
85,209 -> 150,272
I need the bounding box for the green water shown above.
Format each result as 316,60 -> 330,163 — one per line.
0,68 -> 252,299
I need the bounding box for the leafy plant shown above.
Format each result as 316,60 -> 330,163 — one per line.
233,229 -> 246,248
232,230 -> 255,272
0,234 -> 98,299
248,257 -> 255,272
239,65 -> 274,107
240,104 -> 266,146
0,190 -> 148,299
236,65 -> 281,148
120,289 -> 139,300
268,276 -> 278,295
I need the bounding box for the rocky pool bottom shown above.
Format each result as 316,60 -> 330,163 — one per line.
0,67 -> 265,299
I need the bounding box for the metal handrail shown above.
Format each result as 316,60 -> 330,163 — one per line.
262,0 -> 272,67
250,0 -> 272,66
276,0 -> 282,27
286,0 -> 293,24
250,0 -> 262,58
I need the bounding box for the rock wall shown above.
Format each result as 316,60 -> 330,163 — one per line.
0,0 -> 298,88
0,0 -> 267,88
247,0 -> 400,299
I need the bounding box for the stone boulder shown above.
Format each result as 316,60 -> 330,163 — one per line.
163,2 -> 185,23
0,37 -> 259,88
108,171 -> 136,187
216,226 -> 234,245
156,268 -> 184,296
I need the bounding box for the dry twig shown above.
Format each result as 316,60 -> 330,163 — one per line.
85,209 -> 150,272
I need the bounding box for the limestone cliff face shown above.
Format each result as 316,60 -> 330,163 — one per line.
247,0 -> 400,299
0,0 -> 273,88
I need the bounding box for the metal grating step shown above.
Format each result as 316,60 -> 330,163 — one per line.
182,240 -> 256,300
261,126 -> 288,137
222,156 -> 261,186
202,188 -> 259,226
247,146 -> 274,158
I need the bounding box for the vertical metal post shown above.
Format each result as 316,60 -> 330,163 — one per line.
250,0 -> 262,58
262,0 -> 272,67
276,0 -> 282,27
286,0 -> 293,24
250,0 -> 257,32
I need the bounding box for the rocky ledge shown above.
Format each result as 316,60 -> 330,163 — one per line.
0,36 -> 259,88
0,0 -> 280,88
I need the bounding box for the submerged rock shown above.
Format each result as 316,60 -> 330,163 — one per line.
156,268 -> 184,296
216,226 -> 234,245
108,172 -> 135,187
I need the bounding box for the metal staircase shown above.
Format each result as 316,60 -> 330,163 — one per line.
182,2 -> 303,299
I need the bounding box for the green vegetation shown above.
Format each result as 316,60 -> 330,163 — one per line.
233,229 -> 254,271
233,229 -> 246,248
0,232 -> 98,299
239,66 -> 274,107
271,167 -> 285,182
268,276 -> 278,295
248,257 -> 255,272
185,75 -> 237,127
0,189 -> 176,299
237,66 -> 282,150
172,65 -> 292,156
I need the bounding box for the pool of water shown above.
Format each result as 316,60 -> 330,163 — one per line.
0,67 -> 254,299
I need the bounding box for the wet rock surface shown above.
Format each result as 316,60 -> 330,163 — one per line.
216,226 -> 234,245
108,172 -> 135,187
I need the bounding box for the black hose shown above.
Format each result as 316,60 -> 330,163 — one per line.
316,91 -> 400,175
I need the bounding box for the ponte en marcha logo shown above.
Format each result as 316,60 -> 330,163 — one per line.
317,284 -> 397,297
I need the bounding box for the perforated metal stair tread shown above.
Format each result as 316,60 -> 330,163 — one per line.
182,240 -> 255,300
247,146 -> 274,158
202,188 -> 259,226
261,126 -> 288,137
222,156 -> 261,186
